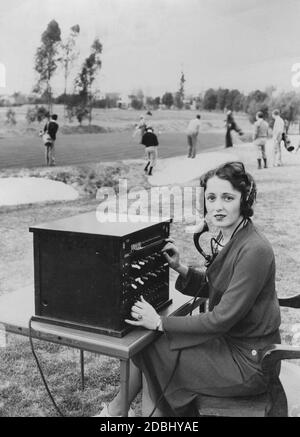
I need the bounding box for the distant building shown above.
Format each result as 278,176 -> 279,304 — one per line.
117,93 -> 131,109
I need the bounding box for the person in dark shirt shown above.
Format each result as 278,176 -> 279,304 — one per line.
141,126 -> 159,176
43,114 -> 59,166
95,161 -> 281,417
225,108 -> 243,148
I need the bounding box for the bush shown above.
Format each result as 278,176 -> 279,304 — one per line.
5,108 -> 17,125
75,106 -> 90,125
247,100 -> 269,124
25,105 -> 49,124
36,106 -> 49,122
26,107 -> 37,124
131,98 -> 143,110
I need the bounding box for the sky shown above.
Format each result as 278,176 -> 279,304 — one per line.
1,0 -> 300,97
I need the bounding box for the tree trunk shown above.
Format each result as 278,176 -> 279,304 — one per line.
63,68 -> 68,121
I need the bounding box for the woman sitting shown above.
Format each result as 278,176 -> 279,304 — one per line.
97,161 -> 281,417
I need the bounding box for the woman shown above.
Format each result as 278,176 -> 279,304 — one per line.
98,161 -> 281,417
225,109 -> 243,148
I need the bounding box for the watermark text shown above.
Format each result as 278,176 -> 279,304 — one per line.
0,63 -> 6,88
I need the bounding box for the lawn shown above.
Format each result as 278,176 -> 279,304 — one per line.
0,106 -> 251,169
0,127 -> 300,416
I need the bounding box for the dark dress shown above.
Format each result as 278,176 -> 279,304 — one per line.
132,221 -> 281,416
225,112 -> 242,148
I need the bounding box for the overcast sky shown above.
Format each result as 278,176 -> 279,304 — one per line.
1,0 -> 300,96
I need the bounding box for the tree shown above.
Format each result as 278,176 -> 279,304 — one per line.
203,88 -> 218,111
146,96 -> 155,108
175,71 -> 186,109
59,24 -> 80,120
225,89 -> 244,112
154,96 -> 161,108
130,98 -> 143,110
247,100 -> 269,124
244,89 -> 270,123
34,20 -> 62,112
174,92 -> 184,109
244,89 -> 268,113
270,91 -> 300,132
162,92 -> 174,109
129,89 -> 144,109
75,37 -> 103,125
216,88 -> 229,111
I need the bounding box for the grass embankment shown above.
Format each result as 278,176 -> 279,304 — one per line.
0,142 -> 300,417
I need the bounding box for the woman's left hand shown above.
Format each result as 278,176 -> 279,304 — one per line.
125,296 -> 160,330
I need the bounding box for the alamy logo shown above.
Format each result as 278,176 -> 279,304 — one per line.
95,179 -> 205,231
291,63 -> 300,88
0,63 -> 6,88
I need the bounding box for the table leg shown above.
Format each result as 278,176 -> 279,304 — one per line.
80,350 -> 84,391
120,359 -> 130,417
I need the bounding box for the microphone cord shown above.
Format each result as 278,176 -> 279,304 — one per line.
28,317 -> 65,417
148,282 -> 206,417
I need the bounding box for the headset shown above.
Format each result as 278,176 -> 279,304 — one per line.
193,166 -> 255,266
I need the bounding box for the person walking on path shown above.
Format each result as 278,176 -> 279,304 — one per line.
43,114 -> 59,166
271,109 -> 285,167
253,111 -> 269,169
225,108 -> 243,148
186,114 -> 201,158
141,126 -> 159,176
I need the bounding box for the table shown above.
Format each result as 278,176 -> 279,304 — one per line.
0,284 -> 204,416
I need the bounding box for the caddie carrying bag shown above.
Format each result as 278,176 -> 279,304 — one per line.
42,132 -> 53,146
41,122 -> 53,146
281,132 -> 294,152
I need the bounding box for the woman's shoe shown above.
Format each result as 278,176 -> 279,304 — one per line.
94,403 -> 135,417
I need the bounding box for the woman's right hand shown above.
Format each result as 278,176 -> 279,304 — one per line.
161,238 -> 181,272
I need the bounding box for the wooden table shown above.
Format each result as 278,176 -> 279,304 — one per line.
0,284 -> 204,416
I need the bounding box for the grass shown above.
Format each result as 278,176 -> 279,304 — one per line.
0,106 -> 250,169
0,106 -> 252,137
0,137 -> 300,416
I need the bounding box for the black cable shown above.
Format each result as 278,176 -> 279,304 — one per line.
28,316 -> 65,417
148,349 -> 182,417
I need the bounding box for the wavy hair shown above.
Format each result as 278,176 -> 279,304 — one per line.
200,161 -> 257,218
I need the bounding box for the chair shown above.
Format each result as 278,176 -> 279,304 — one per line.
196,294 -> 300,417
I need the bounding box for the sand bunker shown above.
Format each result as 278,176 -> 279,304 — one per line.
0,177 -> 78,206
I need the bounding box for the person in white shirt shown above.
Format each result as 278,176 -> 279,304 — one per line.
271,109 -> 285,167
253,111 -> 269,169
133,115 -> 147,144
186,114 -> 201,158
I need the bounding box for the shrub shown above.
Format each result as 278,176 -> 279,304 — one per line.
75,106 -> 89,125
25,105 -> 49,124
5,108 -> 17,125
36,106 -> 49,122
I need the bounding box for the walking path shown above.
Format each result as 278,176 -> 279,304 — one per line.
148,150 -> 238,186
